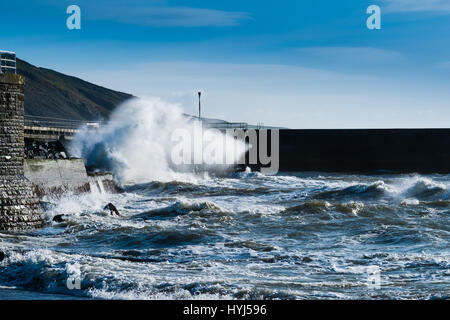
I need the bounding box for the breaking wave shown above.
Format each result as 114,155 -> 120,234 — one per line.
403,178 -> 447,199
140,200 -> 229,218
69,97 -> 246,185
315,181 -> 393,200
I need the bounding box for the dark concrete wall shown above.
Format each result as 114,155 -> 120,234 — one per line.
249,129 -> 450,174
0,74 -> 44,231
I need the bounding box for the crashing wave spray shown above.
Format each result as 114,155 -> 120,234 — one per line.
69,98 -> 246,184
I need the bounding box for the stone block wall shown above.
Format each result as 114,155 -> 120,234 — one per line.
0,74 -> 44,230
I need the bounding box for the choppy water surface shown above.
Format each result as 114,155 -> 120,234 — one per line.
0,172 -> 449,299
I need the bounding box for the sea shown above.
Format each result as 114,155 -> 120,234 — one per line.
0,171 -> 449,300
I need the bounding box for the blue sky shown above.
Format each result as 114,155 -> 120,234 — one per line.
1,0 -> 449,128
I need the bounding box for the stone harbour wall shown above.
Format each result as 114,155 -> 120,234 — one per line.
24,158 -> 121,197
24,158 -> 90,196
0,74 -> 44,231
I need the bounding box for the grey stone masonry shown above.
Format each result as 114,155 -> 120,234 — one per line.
0,73 -> 44,230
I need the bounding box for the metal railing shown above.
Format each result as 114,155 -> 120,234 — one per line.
183,114 -> 249,130
0,50 -> 17,74
24,115 -> 102,131
23,115 -> 249,133
205,122 -> 248,130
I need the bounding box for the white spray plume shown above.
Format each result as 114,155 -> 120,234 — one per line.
69,97 -> 245,184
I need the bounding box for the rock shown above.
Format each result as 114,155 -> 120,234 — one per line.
104,203 -> 120,216
53,214 -> 65,223
0,251 -> 5,262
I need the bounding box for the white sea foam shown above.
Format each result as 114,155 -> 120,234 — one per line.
2,168 -> 449,299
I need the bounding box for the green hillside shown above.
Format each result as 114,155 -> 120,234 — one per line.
17,58 -> 133,121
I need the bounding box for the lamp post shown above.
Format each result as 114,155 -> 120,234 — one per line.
198,91 -> 201,119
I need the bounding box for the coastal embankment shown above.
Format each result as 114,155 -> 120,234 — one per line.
24,158 -> 119,197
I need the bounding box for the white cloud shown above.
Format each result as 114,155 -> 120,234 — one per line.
88,5 -> 250,27
296,47 -> 402,63
40,0 -> 250,27
382,0 -> 450,14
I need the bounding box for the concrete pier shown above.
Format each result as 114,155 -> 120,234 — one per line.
0,74 -> 44,231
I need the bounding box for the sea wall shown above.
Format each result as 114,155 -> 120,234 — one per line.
0,74 -> 44,231
247,129 -> 450,174
24,158 -> 120,196
24,158 -> 90,196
